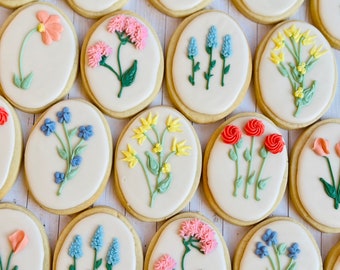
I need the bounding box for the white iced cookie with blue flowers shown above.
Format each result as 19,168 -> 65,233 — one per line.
24,99 -> 112,215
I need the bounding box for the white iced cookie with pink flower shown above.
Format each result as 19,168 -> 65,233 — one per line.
144,212 -> 231,270
0,2 -> 78,113
290,119 -> 340,233
81,11 -> 164,118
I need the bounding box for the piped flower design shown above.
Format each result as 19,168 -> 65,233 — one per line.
40,107 -> 94,195
14,10 -> 63,90
154,254 -> 176,270
0,107 -> 9,126
87,15 -> 148,98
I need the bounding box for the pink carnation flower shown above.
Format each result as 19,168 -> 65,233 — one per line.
87,41 -> 113,68
154,254 -> 176,270
107,15 -> 126,33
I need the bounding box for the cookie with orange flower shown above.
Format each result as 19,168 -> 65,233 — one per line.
81,10 -> 164,118
290,118 -> 340,233
0,96 -> 22,200
254,20 -> 337,129
0,203 -> 50,269
114,106 -> 201,221
144,212 -> 231,269
203,112 -> 288,226
0,2 -> 78,113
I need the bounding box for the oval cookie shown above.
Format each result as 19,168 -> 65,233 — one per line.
0,0 -> 36,8
233,217 -> 322,270
231,0 -> 304,24
144,212 -> 231,270
203,113 -> 288,226
0,96 -> 22,200
0,203 -> 50,270
310,0 -> 340,49
254,20 -> 337,129
0,2 -> 78,113
24,99 -> 112,215
81,11 -> 164,118
325,240 -> 340,270
166,10 -> 251,124
290,119 -> 340,233
53,206 -> 143,270
114,106 -> 201,221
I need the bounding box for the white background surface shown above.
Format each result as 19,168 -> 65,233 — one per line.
1,0 -> 340,265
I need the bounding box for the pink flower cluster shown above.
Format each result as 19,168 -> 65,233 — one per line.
87,41 -> 113,68
107,15 -> 148,50
179,218 -> 218,254
154,254 -> 177,270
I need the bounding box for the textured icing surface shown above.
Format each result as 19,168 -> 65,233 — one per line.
56,212 -> 137,269
0,208 -> 45,269
73,0 -> 120,12
242,0 -> 298,16
239,219 -> 321,269
25,99 -> 111,211
172,11 -> 250,115
318,0 -> 340,40
258,21 -> 335,125
297,122 -> 340,228
159,0 -> 204,11
207,115 -> 287,222
0,3 -> 77,110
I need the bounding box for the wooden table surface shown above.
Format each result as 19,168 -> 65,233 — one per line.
1,0 -> 340,265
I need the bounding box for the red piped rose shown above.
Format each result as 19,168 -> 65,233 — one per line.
0,107 -> 8,125
244,119 -> 265,137
221,125 -> 242,145
264,134 -> 285,154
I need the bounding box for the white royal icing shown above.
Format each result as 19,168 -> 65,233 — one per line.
24,99 -> 111,213
72,0 -> 121,12
0,208 -> 45,269
317,0 -> 340,41
115,106 -> 200,220
258,21 -> 336,126
56,212 -> 139,269
241,0 -> 300,17
171,11 -> 251,116
296,122 -> 340,229
0,3 -> 77,112
239,219 -> 322,269
158,0 -> 206,11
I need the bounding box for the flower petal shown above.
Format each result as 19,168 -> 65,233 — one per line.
36,10 -> 49,23
8,230 -> 29,254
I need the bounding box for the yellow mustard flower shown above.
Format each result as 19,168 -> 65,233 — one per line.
166,115 -> 182,133
272,32 -> 285,50
297,62 -> 306,75
270,51 -> 285,65
284,24 -> 297,37
161,163 -> 171,173
122,144 -> 138,168
153,143 -> 163,153
132,127 -> 147,145
301,30 -> 316,46
310,45 -> 328,59
171,138 -> 191,156
140,112 -> 158,131
294,87 -> 304,99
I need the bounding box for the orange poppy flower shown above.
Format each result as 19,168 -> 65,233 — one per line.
8,230 -> 29,254
36,10 -> 64,45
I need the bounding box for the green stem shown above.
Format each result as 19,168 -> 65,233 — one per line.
289,37 -> 300,64
233,144 -> 241,197
181,241 -> 191,270
221,57 -> 226,87
116,42 -> 124,98
92,249 -> 97,270
0,256 -> 3,270
294,105 -> 301,117
274,246 -> 281,270
244,137 -> 254,198
73,256 -> 77,270
136,155 -> 153,206
100,62 -> 120,80
284,40 -> 299,64
163,151 -> 176,164
325,156 -> 336,187
18,28 -> 37,81
191,57 -> 195,85
145,133 -> 156,146
206,48 -> 213,90
5,251 -> 14,270
255,155 -> 268,201
285,258 -> 294,270
267,254 -> 277,270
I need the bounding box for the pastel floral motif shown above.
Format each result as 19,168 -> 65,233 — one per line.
0,230 -> 29,270
106,238 -> 120,269
312,137 -> 340,209
204,26 -> 218,89
179,219 -> 218,270
255,228 -> 300,270
187,37 -> 200,86
40,107 -> 94,195
154,254 -> 176,270
270,24 -> 327,117
87,15 -> 148,98
14,10 -> 63,90
91,225 -> 104,270
220,34 -> 232,87
0,107 -> 9,126
68,235 -> 83,270
121,113 -> 191,207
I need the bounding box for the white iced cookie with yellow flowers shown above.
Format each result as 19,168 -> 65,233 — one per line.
254,20 -> 337,129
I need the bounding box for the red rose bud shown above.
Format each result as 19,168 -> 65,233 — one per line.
264,134 -> 285,154
244,119 -> 265,137
221,125 -> 242,145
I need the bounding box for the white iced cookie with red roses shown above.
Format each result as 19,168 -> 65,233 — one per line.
231,0 -> 304,24
144,212 -> 231,270
254,20 -> 337,129
53,206 -> 143,270
81,11 -> 164,118
203,113 -> 287,226
0,96 -> 22,200
290,119 -> 340,233
0,203 -> 50,269
233,217 -> 322,270
166,10 -> 252,123
0,2 -> 78,113
114,106 -> 201,221
0,0 -> 35,8
324,240 -> 340,270
24,99 -> 112,215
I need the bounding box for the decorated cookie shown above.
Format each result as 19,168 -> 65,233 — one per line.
166,10 -> 251,124
0,203 -> 50,269
233,217 -> 322,270
144,212 -> 231,270
310,0 -> 340,50
24,99 -> 112,215
53,206 -> 143,270
81,11 -> 164,119
65,0 -> 128,19
324,240 -> 340,270
231,0 -> 304,24
203,113 -> 288,226
0,2 -> 78,113
148,0 -> 212,17
114,106 -> 201,221
0,0 -> 35,8
254,20 -> 337,130
289,119 -> 340,233
0,96 -> 22,200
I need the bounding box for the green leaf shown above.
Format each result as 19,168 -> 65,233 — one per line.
188,75 -> 194,85
258,178 -> 269,190
95,258 -> 102,269
57,147 -> 68,160
277,65 -> 288,77
68,127 -> 78,138
21,72 -> 34,89
235,176 -> 243,188
301,81 -> 316,106
157,173 -> 173,193
259,147 -> 268,158
319,178 -> 337,199
194,62 -> 200,71
211,60 -> 216,68
236,139 -> 243,149
224,64 -> 231,74
121,60 -> 137,87
243,148 -> 251,161
67,168 -> 79,180
12,266 -> 18,270
287,261 -> 296,270
247,171 -> 255,185
13,74 -> 22,88
145,151 -> 159,175
204,72 -> 210,80
229,148 -> 237,161
277,243 -> 287,255
74,145 -> 87,156
69,266 -> 75,270
106,263 -> 113,270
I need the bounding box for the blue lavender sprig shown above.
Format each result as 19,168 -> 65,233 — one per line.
68,235 -> 83,270
204,26 -> 218,90
220,34 -> 232,86
91,225 -> 104,270
187,37 -> 200,86
106,238 -> 120,270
